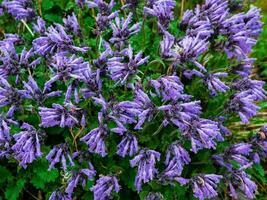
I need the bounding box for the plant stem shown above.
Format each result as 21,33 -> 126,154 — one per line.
21,20 -> 34,37
180,0 -> 185,19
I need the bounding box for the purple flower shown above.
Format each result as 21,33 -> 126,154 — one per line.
231,57 -> 255,77
0,78 -> 30,113
107,45 -> 149,85
80,112 -> 108,157
87,0 -> 118,33
204,72 -> 229,96
23,76 -> 61,104
39,103 -> 86,128
145,192 -> 163,200
0,45 -> 40,81
134,88 -> 157,129
130,148 -> 160,192
160,30 -> 175,58
182,118 -> 222,153
180,10 -> 214,40
32,16 -> 46,34
32,24 -> 88,56
244,6 -> 263,39
250,125 -> 267,163
191,174 -> 223,200
164,142 -> 191,176
144,0 -> 176,29
173,36 -> 208,73
65,163 -> 96,196
12,123 -> 42,168
232,78 -> 266,101
214,143 -> 252,169
63,13 -> 81,36
95,12 -> 119,33
0,110 -> 17,143
150,75 -> 191,101
227,164 -> 257,199
91,176 -> 120,200
46,143 -> 74,171
227,91 -> 258,124
158,101 -> 202,131
49,190 -> 71,200
220,7 -> 262,60
79,69 -> 102,99
93,40 -> 113,71
117,132 -> 138,157
2,0 -> 35,20
216,116 -> 231,136
109,13 -> 141,49
87,0 -> 115,14
44,53 -> 90,91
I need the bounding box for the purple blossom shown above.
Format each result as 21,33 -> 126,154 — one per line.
158,101 -> 201,131
0,45 -> 40,81
204,72 -> 229,96
46,143 -> 74,171
39,103 -> 86,128
191,174 -> 223,200
80,112 -> 108,157
220,7 -> 262,60
250,125 -> 267,163
134,88 -> 157,129
145,192 -> 163,200
23,76 -> 61,104
110,13 -> 141,49
91,175 -> 120,200
227,164 -> 257,199
44,53 -> 90,91
150,76 -> 190,101
63,13 -> 81,36
93,40 -> 113,71
49,190 -> 71,200
216,116 -> 231,136
180,10 -> 214,40
130,148 -> 160,192
87,0 -> 118,33
0,78 -> 30,113
32,16 -> 46,34
2,0 -> 35,20
0,114 -> 15,144
173,36 -> 208,73
181,118 -> 222,153
144,0 -> 176,29
117,132 -> 138,157
232,78 -> 266,101
65,163 -> 96,196
227,91 -> 258,124
79,69 -> 102,99
95,12 -> 119,33
231,57 -> 255,77
32,24 -> 88,56
12,123 -> 42,168
214,143 -> 252,169
160,30 -> 175,58
164,142 -> 191,176
107,45 -> 149,85
244,6 -> 263,39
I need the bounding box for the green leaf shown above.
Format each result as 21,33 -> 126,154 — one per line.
5,179 -> 25,200
42,0 -> 54,11
0,166 -> 13,185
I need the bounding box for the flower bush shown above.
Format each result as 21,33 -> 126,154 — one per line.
0,0 -> 266,199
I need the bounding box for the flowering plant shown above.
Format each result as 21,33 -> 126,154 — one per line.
0,0 -> 266,199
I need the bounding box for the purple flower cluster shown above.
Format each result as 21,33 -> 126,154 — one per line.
0,0 -> 265,199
